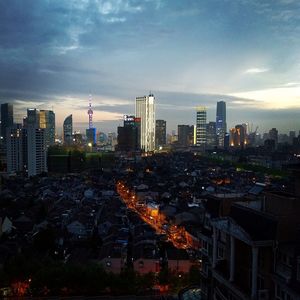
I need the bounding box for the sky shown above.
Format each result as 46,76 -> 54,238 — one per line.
0,0 -> 300,134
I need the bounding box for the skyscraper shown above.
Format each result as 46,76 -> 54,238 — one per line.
269,128 -> 278,149
1,103 -> 14,145
206,121 -> 217,148
135,93 -> 155,152
155,120 -> 166,149
27,108 -> 40,127
27,127 -> 47,176
216,101 -> 226,147
196,106 -> 207,147
6,124 -> 23,173
230,125 -> 247,148
63,114 -> 73,145
40,110 -> 55,147
117,115 -> 139,152
178,125 -> 194,147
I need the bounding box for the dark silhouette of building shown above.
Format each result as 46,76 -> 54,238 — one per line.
216,101 -> 226,147
155,120 -> 166,149
1,103 -> 14,146
178,125 -> 194,147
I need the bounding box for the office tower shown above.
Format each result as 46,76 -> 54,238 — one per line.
86,128 -> 96,145
63,114 -> 73,145
178,125 -> 194,147
27,108 -> 40,127
155,120 -> 166,149
27,127 -> 47,176
1,103 -> 14,145
196,106 -> 207,146
230,125 -> 247,148
73,132 -> 83,146
117,115 -> 140,152
269,128 -> 278,149
216,101 -> 226,147
6,124 -> 23,173
206,121 -> 217,148
135,93 -> 155,152
39,110 -> 55,147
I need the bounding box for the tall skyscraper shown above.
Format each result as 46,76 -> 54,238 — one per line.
269,128 -> 278,149
40,110 -> 55,147
206,121 -> 217,148
196,106 -> 207,147
178,125 -> 194,147
117,115 -> 140,152
63,114 -> 73,145
27,108 -> 40,127
1,103 -> 14,145
216,101 -> 226,147
6,124 -> 23,173
86,96 -> 96,145
155,120 -> 166,149
27,127 -> 47,176
135,93 -> 155,152
230,125 -> 247,148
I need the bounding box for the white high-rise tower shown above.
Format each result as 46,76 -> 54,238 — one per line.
135,93 -> 155,152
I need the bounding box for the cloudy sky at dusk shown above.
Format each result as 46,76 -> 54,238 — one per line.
0,0 -> 300,134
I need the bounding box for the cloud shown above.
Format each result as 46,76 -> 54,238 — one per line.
244,68 -> 269,74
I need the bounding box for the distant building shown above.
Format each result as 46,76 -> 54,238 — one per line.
230,125 -> 247,148
0,103 -> 13,146
155,120 -> 166,149
117,115 -> 140,152
135,94 -> 155,152
86,128 -> 96,145
63,114 -> 73,145
6,124 -> 23,173
27,127 -> 47,176
26,108 -> 40,127
178,125 -> 194,147
269,128 -> 278,148
73,132 -> 83,146
39,110 -> 55,147
206,121 -> 217,148
216,101 -> 226,147
196,106 -> 207,147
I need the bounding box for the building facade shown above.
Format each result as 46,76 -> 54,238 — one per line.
155,119 -> 166,149
178,125 -> 194,147
196,106 -> 207,147
135,94 -> 155,152
1,103 -> 14,146
39,110 -> 55,147
216,101 -> 226,148
206,122 -> 217,148
63,114 -> 73,145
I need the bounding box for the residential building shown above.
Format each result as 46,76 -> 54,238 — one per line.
196,106 -> 207,147
230,124 -> 247,148
27,126 -> 47,176
135,94 -> 155,152
6,124 -> 23,173
155,120 -> 166,149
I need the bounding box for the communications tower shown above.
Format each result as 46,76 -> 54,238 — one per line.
87,94 -> 93,129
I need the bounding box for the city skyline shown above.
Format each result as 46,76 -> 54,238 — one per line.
0,0 -> 300,133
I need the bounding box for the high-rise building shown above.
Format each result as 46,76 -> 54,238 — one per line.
196,106 -> 207,147
269,128 -> 278,149
206,121 -> 217,148
39,110 -> 55,147
1,103 -> 14,145
178,125 -> 194,147
27,127 -> 47,176
216,101 -> 226,147
27,108 -> 40,127
117,115 -> 140,152
63,114 -> 73,145
135,94 -> 155,152
86,128 -> 96,145
230,125 -> 247,148
155,120 -> 166,149
6,124 -> 23,173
